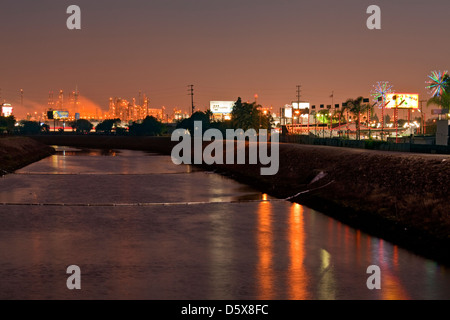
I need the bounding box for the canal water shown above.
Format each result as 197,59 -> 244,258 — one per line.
0,146 -> 449,300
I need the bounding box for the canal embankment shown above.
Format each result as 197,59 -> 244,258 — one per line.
0,136 -> 55,176
24,135 -> 450,266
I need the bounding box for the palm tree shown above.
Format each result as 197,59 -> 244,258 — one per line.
427,74 -> 450,119
427,94 -> 450,119
333,108 -> 346,137
343,97 -> 370,140
205,109 -> 214,122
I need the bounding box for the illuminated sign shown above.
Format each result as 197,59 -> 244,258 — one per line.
385,93 -> 419,109
210,101 -> 234,114
284,107 -> 292,118
1,104 -> 13,117
292,102 -> 310,109
53,110 -> 69,119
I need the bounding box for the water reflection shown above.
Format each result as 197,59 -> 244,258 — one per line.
257,200 -> 273,299
208,207 -> 235,300
374,239 -> 409,300
1,149 -> 450,300
53,146 -> 119,157
318,249 -> 336,300
288,204 -> 308,300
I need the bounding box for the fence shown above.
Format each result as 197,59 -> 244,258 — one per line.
280,134 -> 450,154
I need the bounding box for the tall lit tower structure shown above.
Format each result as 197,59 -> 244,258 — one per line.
20,89 -> 24,110
58,90 -> 64,110
109,98 -> 115,119
48,91 -> 54,109
144,94 -> 149,118
74,86 -> 79,113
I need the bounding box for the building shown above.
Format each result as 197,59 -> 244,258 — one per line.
108,95 -> 164,122
1,103 -> 13,117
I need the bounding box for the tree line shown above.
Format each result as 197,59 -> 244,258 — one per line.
0,115 -> 167,136
176,97 -> 273,134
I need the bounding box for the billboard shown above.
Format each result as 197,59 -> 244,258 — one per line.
292,102 -> 310,109
210,101 -> 234,114
53,110 -> 69,119
284,107 -> 292,118
1,104 -> 13,117
385,93 -> 419,109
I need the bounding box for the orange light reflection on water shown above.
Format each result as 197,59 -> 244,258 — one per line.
376,240 -> 410,300
288,203 -> 309,300
257,201 -> 273,299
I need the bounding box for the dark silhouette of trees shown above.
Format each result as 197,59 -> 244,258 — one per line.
176,111 -> 212,134
176,110 -> 235,136
17,121 -> 43,135
0,115 -> 16,134
96,118 -> 121,134
231,97 -> 272,130
70,119 -> 93,134
41,124 -> 50,133
175,97 -> 273,136
129,116 -> 164,136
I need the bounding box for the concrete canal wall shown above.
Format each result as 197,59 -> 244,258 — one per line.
24,135 -> 450,265
0,137 -> 55,175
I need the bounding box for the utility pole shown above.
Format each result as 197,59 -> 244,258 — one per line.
296,85 -> 301,129
188,85 -> 195,116
330,91 -> 334,137
419,100 -> 427,135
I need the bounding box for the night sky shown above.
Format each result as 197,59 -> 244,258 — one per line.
1,0 -> 449,118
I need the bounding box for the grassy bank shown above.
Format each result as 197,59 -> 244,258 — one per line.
28,134 -> 450,266
0,136 -> 55,175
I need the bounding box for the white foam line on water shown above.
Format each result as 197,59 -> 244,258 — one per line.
0,199 -> 287,207
284,180 -> 335,200
0,182 -> 335,207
